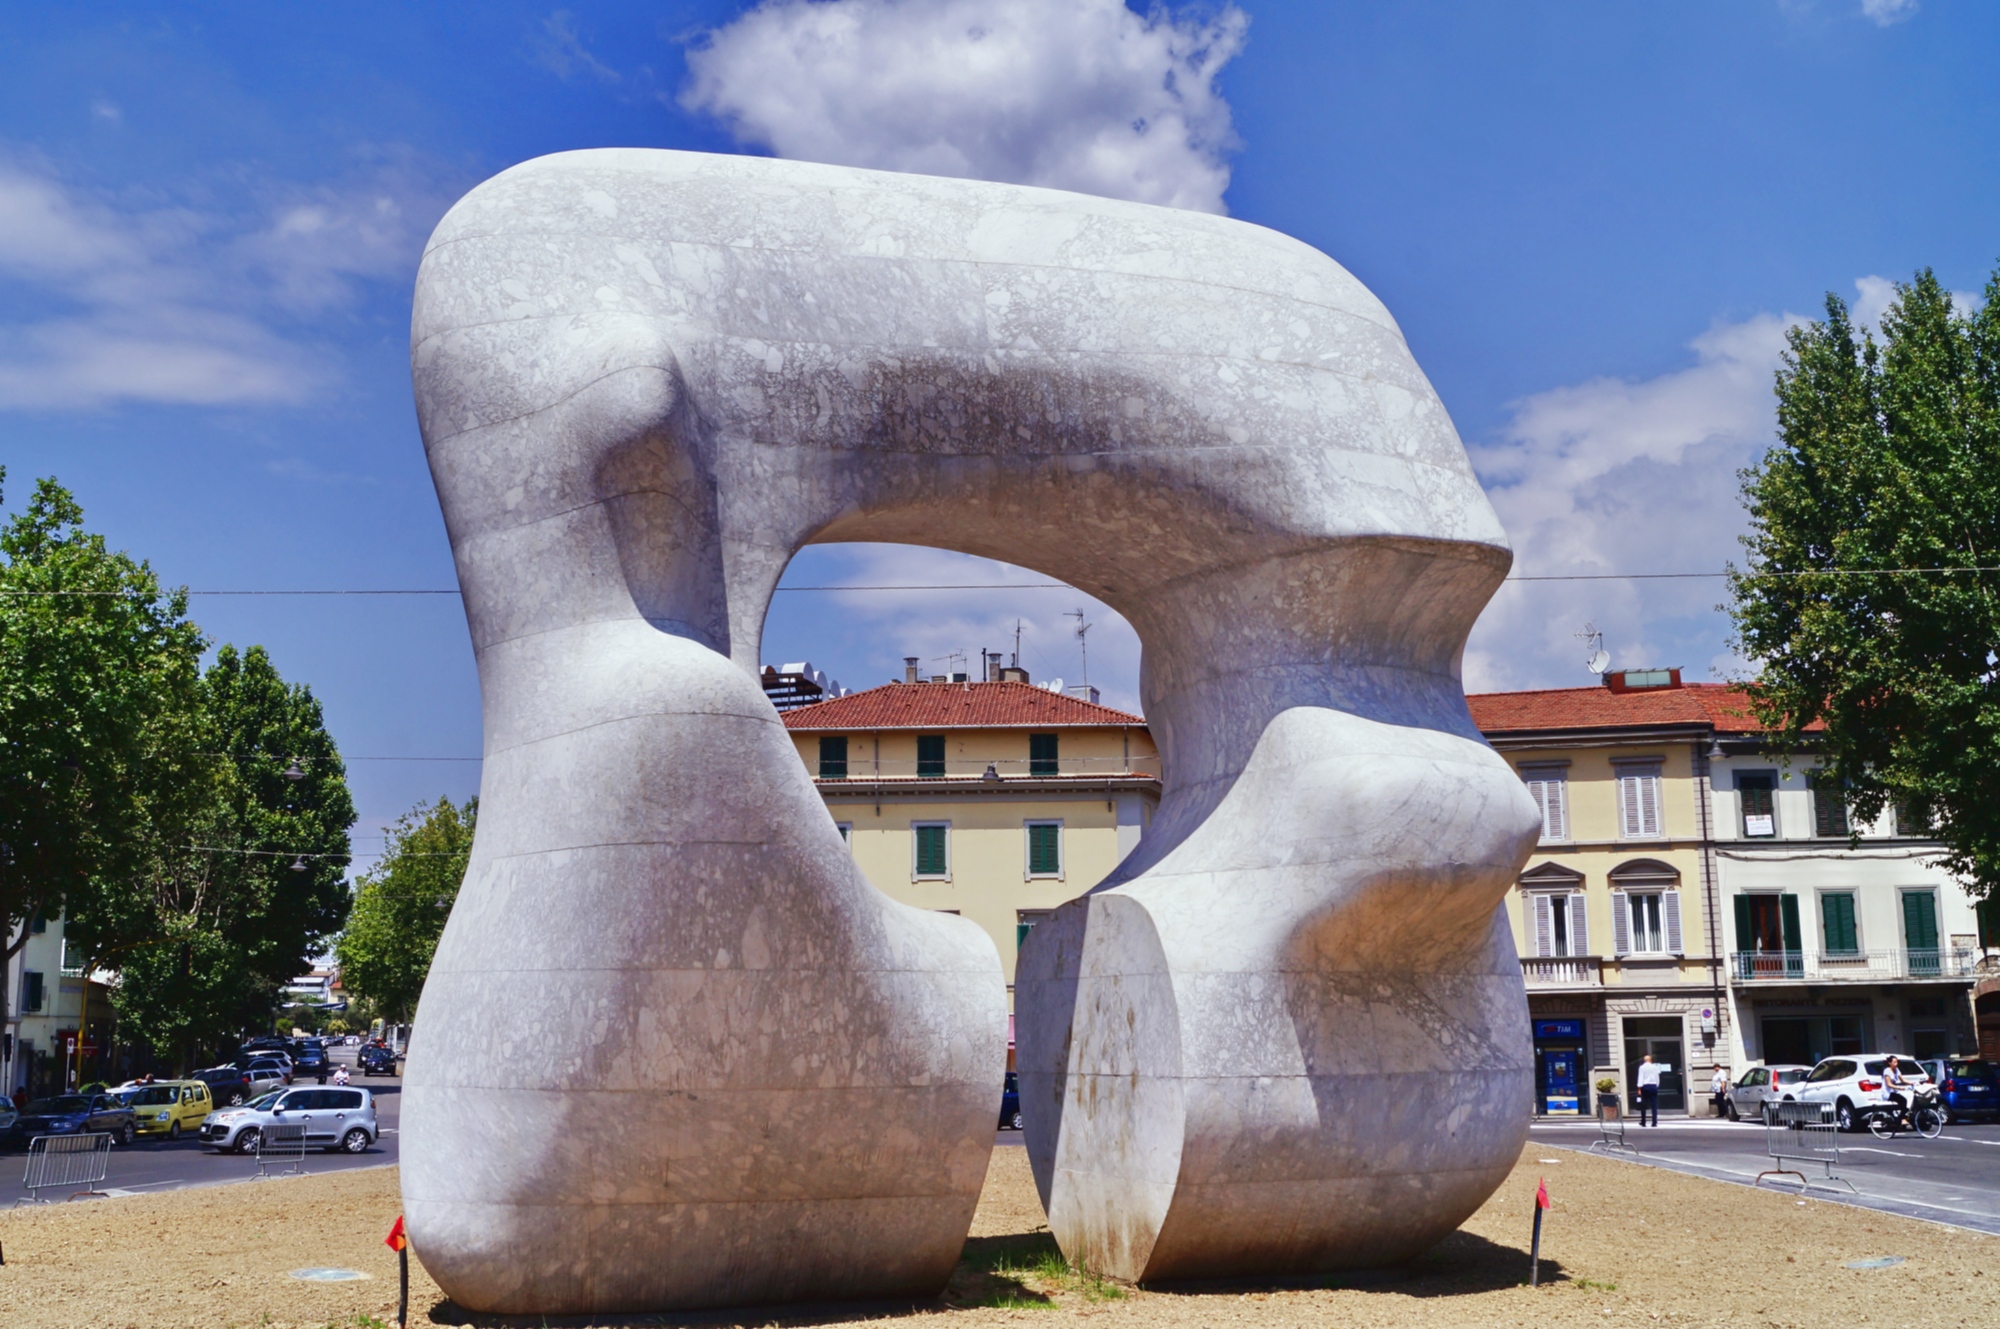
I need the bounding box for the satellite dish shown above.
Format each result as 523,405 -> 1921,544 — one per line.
1587,649 -> 1611,675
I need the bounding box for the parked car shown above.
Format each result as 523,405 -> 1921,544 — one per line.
1797,1055 -> 1935,1131
291,1043 -> 330,1083
236,1055 -> 293,1087
1724,1064 -> 1813,1122
121,1080 -> 215,1141
199,1085 -> 378,1154
191,1062 -> 285,1107
0,1100 -> 15,1139
1918,1058 -> 2000,1123
999,1071 -> 1022,1131
356,1044 -> 398,1077
11,1092 -> 138,1146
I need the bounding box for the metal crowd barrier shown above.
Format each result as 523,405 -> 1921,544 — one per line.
1590,1102 -> 1635,1153
18,1133 -> 114,1204
254,1122 -> 309,1179
1757,1101 -> 1855,1193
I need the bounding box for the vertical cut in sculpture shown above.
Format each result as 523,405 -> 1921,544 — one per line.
404,147 -> 1538,1313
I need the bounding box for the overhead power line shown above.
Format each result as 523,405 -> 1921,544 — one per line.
9,567 -> 2000,598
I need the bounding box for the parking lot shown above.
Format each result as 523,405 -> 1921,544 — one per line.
1,1043 -> 400,1204
1531,1115 -> 2000,1233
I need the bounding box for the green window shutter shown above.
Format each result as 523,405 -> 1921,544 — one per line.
23,971 -> 43,1013
1810,773 -> 1849,837
1029,733 -> 1059,776
917,735 -> 946,778
1821,893 -> 1858,954
915,824 -> 947,876
818,736 -> 848,779
1732,895 -> 1752,952
1017,921 -> 1033,951
1980,896 -> 2000,950
1903,890 -> 1938,950
1028,823 -> 1060,875
1779,893 -> 1802,953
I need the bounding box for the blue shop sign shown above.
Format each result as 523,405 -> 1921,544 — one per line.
1533,1019 -> 1585,1042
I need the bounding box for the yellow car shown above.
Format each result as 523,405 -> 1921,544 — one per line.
122,1081 -> 214,1140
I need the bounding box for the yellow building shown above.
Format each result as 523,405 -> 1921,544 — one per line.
1471,671 -> 1739,1118
781,677 -> 1160,999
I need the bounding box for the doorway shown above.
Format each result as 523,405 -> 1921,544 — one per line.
1623,1016 -> 1686,1112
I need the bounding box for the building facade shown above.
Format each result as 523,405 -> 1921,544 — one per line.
1472,670 -> 2000,1117
780,678 -> 1159,997
4,914 -> 108,1099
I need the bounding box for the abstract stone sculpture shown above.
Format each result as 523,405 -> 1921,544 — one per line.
404,147 -> 1540,1314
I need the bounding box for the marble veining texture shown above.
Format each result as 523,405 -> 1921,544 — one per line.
403,147 -> 1538,1313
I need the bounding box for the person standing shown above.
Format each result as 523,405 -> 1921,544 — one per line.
1636,1053 -> 1663,1126
1710,1063 -> 1731,1119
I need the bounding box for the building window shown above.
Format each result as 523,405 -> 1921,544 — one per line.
1980,896 -> 2000,950
1026,821 -> 1063,878
29,915 -> 46,934
1895,797 -> 1935,837
818,736 -> 849,779
21,971 -> 44,1014
913,822 -> 950,879
1609,862 -> 1682,956
60,939 -> 84,977
1017,908 -> 1054,951
1735,771 -> 1777,838
1614,761 -> 1664,839
1820,891 -> 1859,955
1029,733 -> 1059,777
917,735 -> 946,778
1902,888 -> 1941,975
1520,764 -> 1569,842
835,821 -> 853,846
1808,771 -> 1849,838
1532,892 -> 1588,957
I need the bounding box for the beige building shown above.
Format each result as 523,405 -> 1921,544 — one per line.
781,677 -> 1159,1004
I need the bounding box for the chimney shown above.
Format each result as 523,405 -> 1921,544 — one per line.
1065,683 -> 1101,705
985,650 -> 1002,683
999,665 -> 1030,683
904,656 -> 920,684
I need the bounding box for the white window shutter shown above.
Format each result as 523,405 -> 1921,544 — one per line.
1549,781 -> 1568,841
1570,892 -> 1589,956
1664,889 -> 1684,954
1642,776 -> 1662,837
1528,780 -> 1549,837
1534,894 -> 1553,957
1611,890 -> 1631,956
1619,777 -> 1640,838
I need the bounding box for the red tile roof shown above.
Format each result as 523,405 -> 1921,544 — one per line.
783,680 -> 1144,731
1467,682 -> 1806,735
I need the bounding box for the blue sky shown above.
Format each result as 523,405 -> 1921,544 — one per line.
2,0 -> 1994,859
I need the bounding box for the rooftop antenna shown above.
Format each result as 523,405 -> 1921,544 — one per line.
1012,619 -> 1023,668
935,649 -> 967,679
1577,623 -> 1610,676
1067,609 -> 1092,686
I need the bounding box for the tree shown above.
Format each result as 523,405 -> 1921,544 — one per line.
1731,265 -> 2000,901
109,645 -> 357,1068
336,797 -> 475,1024
0,472 -> 212,1081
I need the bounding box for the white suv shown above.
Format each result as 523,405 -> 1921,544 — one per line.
1796,1055 -> 1933,1131
199,1085 -> 379,1154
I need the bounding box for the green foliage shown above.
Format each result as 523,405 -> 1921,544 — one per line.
0,471 -> 212,1037
110,645 -> 357,1067
337,796 -> 476,1023
1731,266 -> 2000,901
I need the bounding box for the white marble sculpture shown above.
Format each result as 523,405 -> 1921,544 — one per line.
403,147 -> 1540,1313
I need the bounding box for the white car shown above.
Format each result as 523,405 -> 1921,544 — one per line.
200,1085 -> 379,1154
1725,1064 -> 1813,1122
1796,1054 -> 1934,1131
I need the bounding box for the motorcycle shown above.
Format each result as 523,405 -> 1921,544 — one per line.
1866,1085 -> 1944,1140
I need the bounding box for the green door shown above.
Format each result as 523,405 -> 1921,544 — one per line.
1903,890 -> 1940,976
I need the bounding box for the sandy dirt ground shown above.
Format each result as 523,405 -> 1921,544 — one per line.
0,1144 -> 1991,1329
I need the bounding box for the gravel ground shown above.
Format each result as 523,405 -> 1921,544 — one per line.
0,1144 -> 1991,1329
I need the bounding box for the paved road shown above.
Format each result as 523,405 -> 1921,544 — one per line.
1,1043 -> 400,1204
1531,1115 -> 2000,1234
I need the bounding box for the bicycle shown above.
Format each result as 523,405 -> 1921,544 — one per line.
1865,1089 -> 1944,1140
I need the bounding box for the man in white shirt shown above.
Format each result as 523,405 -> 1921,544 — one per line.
1635,1054 -> 1665,1126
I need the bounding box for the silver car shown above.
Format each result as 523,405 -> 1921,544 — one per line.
1726,1064 -> 1813,1121
199,1085 -> 378,1154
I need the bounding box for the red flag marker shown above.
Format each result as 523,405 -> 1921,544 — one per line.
1529,1179 -> 1549,1287
386,1215 -> 410,1326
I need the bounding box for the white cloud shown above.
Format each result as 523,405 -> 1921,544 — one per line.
1861,0 -> 1918,25
1463,313 -> 1799,693
0,151 -> 451,411
682,0 -> 1247,213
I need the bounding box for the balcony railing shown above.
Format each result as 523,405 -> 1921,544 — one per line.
1523,955 -> 1603,987
1728,948 -> 1982,982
